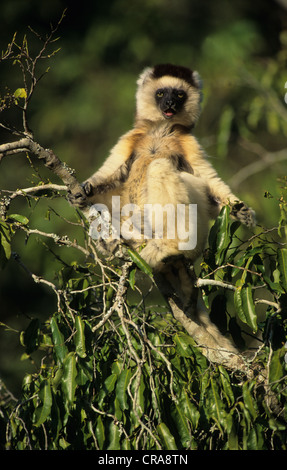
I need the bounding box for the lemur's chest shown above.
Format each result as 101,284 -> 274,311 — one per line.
130,127 -> 193,178
123,128 -> 192,204
134,128 -> 181,160
126,132 -> 180,192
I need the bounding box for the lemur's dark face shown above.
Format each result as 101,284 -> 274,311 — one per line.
155,87 -> 187,119
136,65 -> 202,127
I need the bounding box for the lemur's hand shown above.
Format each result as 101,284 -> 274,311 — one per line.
67,181 -> 92,209
231,202 -> 256,227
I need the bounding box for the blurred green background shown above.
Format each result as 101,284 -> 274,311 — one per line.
0,0 -> 287,394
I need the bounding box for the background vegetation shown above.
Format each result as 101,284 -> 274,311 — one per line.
0,0 -> 287,450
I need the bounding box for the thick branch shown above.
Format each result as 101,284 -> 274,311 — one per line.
0,137 -> 85,200
168,297 -> 247,370
153,270 -> 249,372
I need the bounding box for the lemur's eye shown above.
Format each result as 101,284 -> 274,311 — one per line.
156,90 -> 164,98
177,91 -> 184,99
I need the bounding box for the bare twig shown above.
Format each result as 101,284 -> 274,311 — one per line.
0,11 -> 66,137
255,299 -> 280,310
92,261 -> 132,332
20,226 -> 90,257
0,32 -> 17,62
2,183 -> 67,198
196,278 -> 236,291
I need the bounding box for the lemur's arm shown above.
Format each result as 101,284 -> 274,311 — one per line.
182,136 -> 256,227
68,129 -> 141,208
201,160 -> 256,227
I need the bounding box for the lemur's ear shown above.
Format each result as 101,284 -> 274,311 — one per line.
136,67 -> 154,87
191,71 -> 202,90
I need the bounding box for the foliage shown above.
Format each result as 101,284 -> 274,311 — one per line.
1,1 -> 287,451
0,186 -> 287,450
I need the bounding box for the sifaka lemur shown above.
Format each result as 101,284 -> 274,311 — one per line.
69,64 -> 256,353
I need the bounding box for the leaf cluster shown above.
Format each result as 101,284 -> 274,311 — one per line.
201,204 -> 287,352
0,194 -> 287,450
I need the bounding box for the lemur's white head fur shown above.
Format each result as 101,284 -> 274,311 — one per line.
135,64 -> 202,129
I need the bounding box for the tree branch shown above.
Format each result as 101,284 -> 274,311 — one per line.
0,138 -> 30,158
196,278 -> 236,291
0,137 -> 85,200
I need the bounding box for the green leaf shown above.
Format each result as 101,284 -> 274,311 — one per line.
107,421 -> 121,450
50,317 -> 68,365
76,358 -> 93,386
111,361 -> 123,375
113,396 -> 123,422
95,415 -> 105,449
157,423 -> 178,450
171,404 -> 191,447
8,214 -> 29,225
174,332 -> 196,357
268,347 -> 285,384
34,380 -> 53,427
227,421 -> 239,450
52,368 -> 63,392
208,206 -> 234,265
247,424 -> 264,450
106,285 -> 114,301
218,365 -> 235,406
104,373 -> 118,393
234,286 -> 257,332
241,286 -> 257,332
205,377 -> 227,432
234,287 -> 244,321
231,255 -> 245,278
98,373 -> 118,408
242,382 -> 258,420
216,206 -> 230,256
116,368 -> 132,411
14,88 -> 27,100
179,389 -> 200,430
277,248 -> 287,291
129,268 -> 136,290
130,372 -> 145,419
62,352 -> 77,405
127,248 -> 153,276
74,316 -> 86,358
